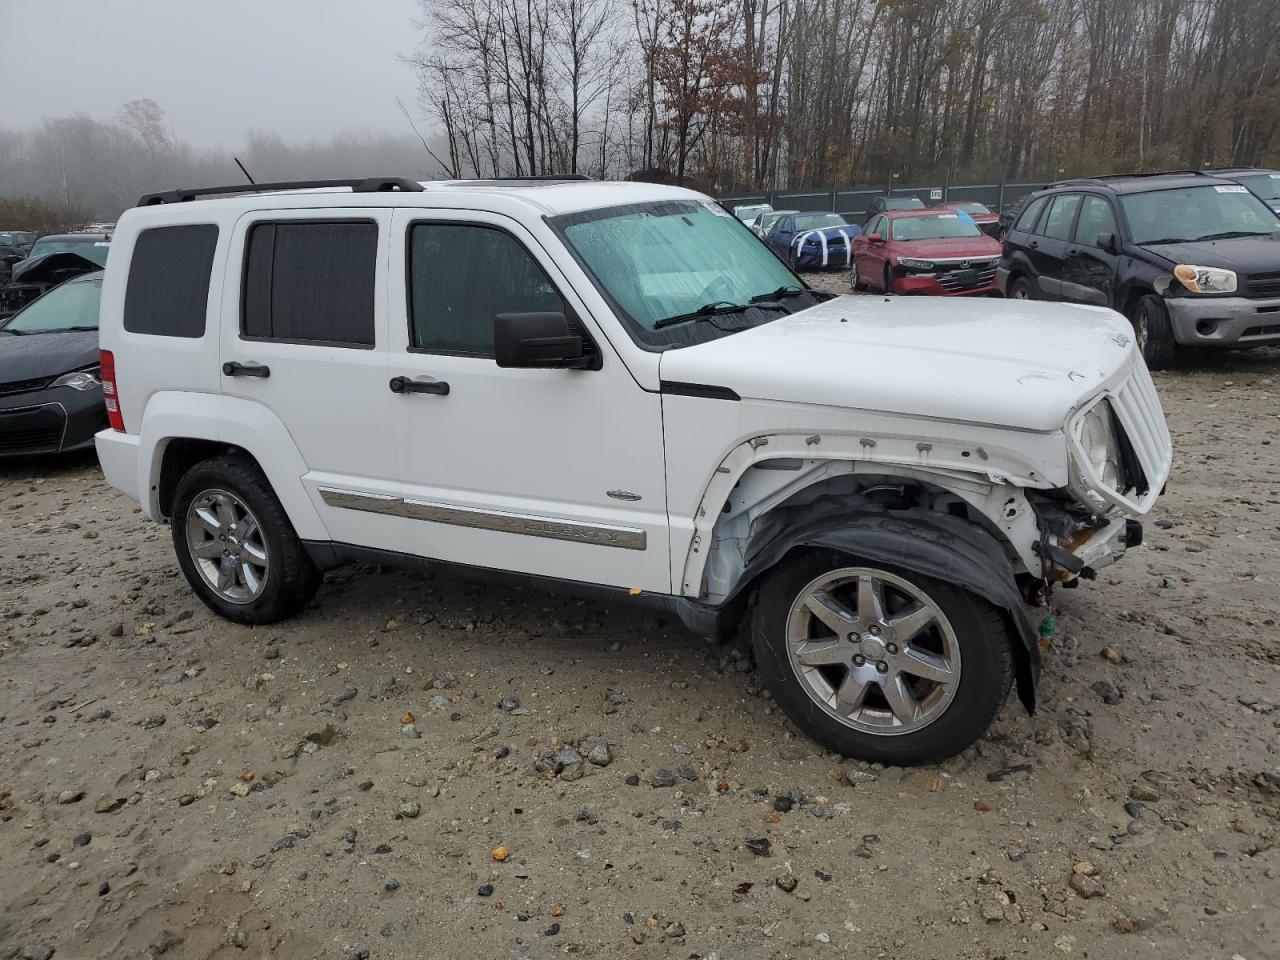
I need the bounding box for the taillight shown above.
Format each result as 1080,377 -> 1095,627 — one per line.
100,349 -> 125,432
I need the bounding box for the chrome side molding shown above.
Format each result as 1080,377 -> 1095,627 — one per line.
317,486 -> 647,551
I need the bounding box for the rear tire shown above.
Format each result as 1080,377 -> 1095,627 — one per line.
1130,294 -> 1176,371
751,550 -> 1014,764
172,455 -> 321,625
882,264 -> 895,295
851,260 -> 867,292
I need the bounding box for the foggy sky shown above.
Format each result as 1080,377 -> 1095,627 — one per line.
0,0 -> 422,146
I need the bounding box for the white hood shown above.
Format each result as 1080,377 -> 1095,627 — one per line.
659,295 -> 1138,432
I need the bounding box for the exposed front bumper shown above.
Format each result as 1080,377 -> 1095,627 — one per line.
0,387 -> 107,457
1164,294 -> 1280,347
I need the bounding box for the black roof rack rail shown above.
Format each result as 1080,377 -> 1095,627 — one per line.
137,177 -> 425,207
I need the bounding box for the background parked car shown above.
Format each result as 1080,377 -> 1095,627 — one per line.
940,201 -> 1001,236
1210,167 -> 1280,216
0,233 -> 109,318
997,170 -> 1280,369
0,230 -> 36,256
863,196 -> 926,224
752,209 -> 797,238
852,208 -> 1002,295
732,203 -> 772,226
762,211 -> 860,269
0,271 -> 105,457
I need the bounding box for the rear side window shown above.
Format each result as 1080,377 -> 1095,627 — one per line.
243,221 -> 376,346
1014,196 -> 1048,233
123,224 -> 218,337
408,223 -> 567,357
1042,194 -> 1082,241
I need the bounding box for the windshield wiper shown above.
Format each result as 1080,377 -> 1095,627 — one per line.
1194,230 -> 1270,241
749,285 -> 807,303
56,326 -> 98,332
0,328 -> 28,335
1140,237 -> 1192,245
653,301 -> 757,330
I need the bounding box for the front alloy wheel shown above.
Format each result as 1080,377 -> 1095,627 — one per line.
752,551 -> 1014,763
786,568 -> 960,735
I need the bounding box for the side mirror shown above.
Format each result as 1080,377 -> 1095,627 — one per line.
1097,232 -> 1118,254
866,232 -> 884,244
494,312 -> 593,370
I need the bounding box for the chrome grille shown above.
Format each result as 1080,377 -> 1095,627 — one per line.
936,265 -> 997,291
1105,363 -> 1172,512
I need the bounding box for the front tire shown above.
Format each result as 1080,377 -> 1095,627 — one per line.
1130,294 -> 1176,370
850,260 -> 867,292
172,455 -> 321,625
1008,276 -> 1035,301
882,264 -> 895,295
751,550 -> 1014,764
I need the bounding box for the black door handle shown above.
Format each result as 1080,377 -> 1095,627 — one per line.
222,361 -> 270,378
1028,240 -> 1039,249
390,375 -> 450,396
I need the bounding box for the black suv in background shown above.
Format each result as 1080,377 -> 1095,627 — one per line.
997,171 -> 1280,368
1209,168 -> 1280,216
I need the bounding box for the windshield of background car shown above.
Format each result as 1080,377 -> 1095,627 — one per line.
555,199 -> 803,341
952,202 -> 992,215
734,205 -> 769,221
886,198 -> 926,210
794,213 -> 848,231
1,278 -> 102,333
1120,185 -> 1280,244
1233,174 -> 1280,202
890,213 -> 983,241
25,238 -> 111,265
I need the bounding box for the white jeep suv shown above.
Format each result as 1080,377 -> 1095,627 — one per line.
95,175 -> 1172,764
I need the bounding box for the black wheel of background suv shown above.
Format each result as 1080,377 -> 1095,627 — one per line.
171,454 -> 321,625
1008,276 -> 1035,301
751,550 -> 1014,764
1129,294 -> 1176,371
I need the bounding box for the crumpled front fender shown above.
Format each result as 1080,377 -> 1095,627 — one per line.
736,508 -> 1041,714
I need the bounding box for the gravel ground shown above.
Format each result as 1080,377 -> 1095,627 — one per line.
1,280 -> 1278,960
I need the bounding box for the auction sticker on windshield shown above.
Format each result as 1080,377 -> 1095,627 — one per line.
703,201 -> 732,217
1214,185 -> 1248,193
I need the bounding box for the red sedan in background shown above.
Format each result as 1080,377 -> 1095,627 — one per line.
851,208 -> 1003,296
941,201 -> 1001,236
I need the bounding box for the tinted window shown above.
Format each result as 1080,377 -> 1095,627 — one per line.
409,223 -> 566,356
1015,196 -> 1048,232
1074,196 -> 1118,246
243,221 -> 376,346
794,213 -> 847,231
123,224 -> 217,337
3,278 -> 101,333
1043,194 -> 1082,240
1120,185 -> 1280,245
890,213 -> 982,240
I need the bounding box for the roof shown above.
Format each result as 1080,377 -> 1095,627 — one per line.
1049,170 -> 1236,195
1210,167 -> 1280,177
883,207 -> 969,219
128,178 -> 707,221
33,233 -> 111,243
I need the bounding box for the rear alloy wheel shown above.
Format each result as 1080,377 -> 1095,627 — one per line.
1130,294 -> 1176,371
850,260 -> 867,292
752,552 -> 1014,763
172,455 -> 321,625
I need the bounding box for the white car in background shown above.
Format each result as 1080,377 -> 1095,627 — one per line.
95,175 -> 1172,764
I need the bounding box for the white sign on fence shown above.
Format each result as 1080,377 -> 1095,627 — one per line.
930,188 -> 943,200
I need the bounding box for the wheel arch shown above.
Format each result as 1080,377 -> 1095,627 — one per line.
139,391 -> 329,540
731,510 -> 1040,714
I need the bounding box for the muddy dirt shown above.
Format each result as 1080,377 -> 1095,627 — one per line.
1,280 -> 1277,959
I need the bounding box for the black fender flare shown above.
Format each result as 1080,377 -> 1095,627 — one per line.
732,508 -> 1041,714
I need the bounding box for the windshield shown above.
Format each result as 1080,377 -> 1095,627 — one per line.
1233,173 -> 1280,203
734,205 -> 770,222
950,202 -> 992,215
1120,185 -> 1280,244
1,278 -> 102,333
794,213 -> 848,231
555,199 -> 804,339
885,198 -> 926,210
25,238 -> 111,265
891,213 -> 982,241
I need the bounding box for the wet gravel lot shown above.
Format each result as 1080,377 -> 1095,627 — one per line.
1,279 -> 1278,959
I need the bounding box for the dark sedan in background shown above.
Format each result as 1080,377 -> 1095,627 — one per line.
0,272 -> 105,457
